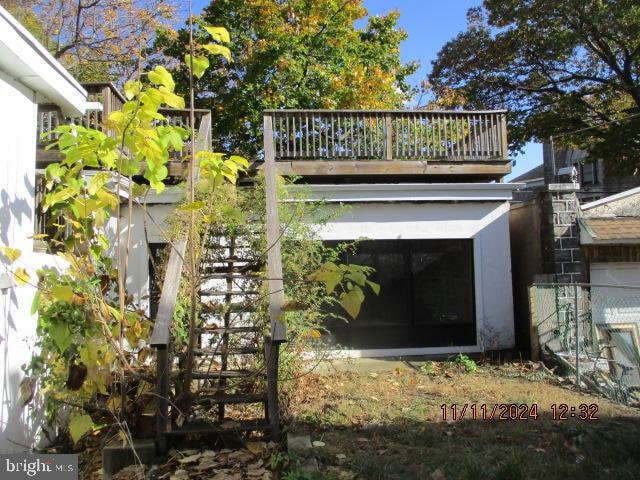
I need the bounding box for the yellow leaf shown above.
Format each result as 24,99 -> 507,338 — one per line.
14,267 -> 29,286
204,26 -> 230,44
159,86 -> 185,109
148,65 -> 175,92
0,246 -> 22,263
202,43 -> 232,62
69,414 -> 93,443
123,80 -> 141,100
185,54 -> 210,79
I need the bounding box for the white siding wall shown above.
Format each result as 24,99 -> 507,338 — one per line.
0,72 -> 42,452
106,203 -> 175,315
317,201 -> 516,357
590,263 -> 640,324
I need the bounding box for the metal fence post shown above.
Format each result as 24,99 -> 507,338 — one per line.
574,283 -> 580,387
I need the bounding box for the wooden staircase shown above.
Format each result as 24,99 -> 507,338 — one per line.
150,114 -> 285,454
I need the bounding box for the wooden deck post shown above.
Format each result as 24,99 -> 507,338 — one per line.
500,112 -> 509,161
155,346 -> 169,455
264,336 -> 280,438
263,114 -> 286,342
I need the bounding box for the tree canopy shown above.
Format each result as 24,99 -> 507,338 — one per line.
3,0 -> 176,82
157,0 -> 418,156
430,0 -> 640,174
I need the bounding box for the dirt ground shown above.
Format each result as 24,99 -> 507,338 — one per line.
285,359 -> 640,480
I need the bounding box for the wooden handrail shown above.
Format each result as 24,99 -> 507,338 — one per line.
149,112 -> 212,347
151,111 -> 211,453
265,109 -> 509,162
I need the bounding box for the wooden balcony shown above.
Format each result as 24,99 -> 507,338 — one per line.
36,82 -> 211,175
263,109 -> 510,181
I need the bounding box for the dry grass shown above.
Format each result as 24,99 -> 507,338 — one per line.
284,361 -> 640,480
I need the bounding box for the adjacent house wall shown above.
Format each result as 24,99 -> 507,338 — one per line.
509,200 -> 544,354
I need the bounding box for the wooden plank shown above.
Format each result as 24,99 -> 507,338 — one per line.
150,240 -> 187,347
271,160 -> 511,177
155,346 -> 169,454
384,114 -> 393,160
263,114 -> 286,342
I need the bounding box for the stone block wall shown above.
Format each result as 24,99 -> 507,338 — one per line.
541,184 -> 584,283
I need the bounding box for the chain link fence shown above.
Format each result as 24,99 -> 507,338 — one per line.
532,283 -> 640,406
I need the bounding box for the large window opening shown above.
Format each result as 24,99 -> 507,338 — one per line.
324,239 -> 476,349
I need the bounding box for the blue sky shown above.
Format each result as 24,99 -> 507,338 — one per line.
190,0 -> 541,179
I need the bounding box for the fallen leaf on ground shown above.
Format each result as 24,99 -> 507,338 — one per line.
178,453 -> 202,464
312,440 -> 325,447
245,442 -> 263,455
430,468 -> 446,480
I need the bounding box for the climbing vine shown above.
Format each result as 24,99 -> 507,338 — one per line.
0,25 -> 245,445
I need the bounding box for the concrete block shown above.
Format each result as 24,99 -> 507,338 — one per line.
287,431 -> 312,454
102,439 -> 156,480
562,262 -> 582,274
560,237 -> 579,249
555,249 -> 572,262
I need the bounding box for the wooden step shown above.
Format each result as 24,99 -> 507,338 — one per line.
191,370 -> 262,379
196,393 -> 267,405
201,273 -> 264,280
201,303 -> 258,314
199,289 -> 260,296
196,326 -> 262,335
202,264 -> 263,274
165,419 -> 269,435
192,346 -> 260,356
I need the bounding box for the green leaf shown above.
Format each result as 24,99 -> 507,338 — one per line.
0,246 -> 22,263
50,321 -> 71,353
30,290 -> 41,315
185,54 -> 210,79
178,201 -> 205,212
148,65 -> 175,91
51,285 -> 74,302
69,414 -> 93,443
366,280 -> 381,295
204,26 -> 231,44
202,43 -> 232,62
340,287 -> 365,319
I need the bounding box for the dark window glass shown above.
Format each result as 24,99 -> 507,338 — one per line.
324,239 -> 476,349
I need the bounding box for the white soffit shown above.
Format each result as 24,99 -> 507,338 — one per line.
0,5 -> 87,116
286,183 -> 524,203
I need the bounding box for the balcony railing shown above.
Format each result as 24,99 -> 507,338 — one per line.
37,82 -> 210,149
265,109 -> 508,162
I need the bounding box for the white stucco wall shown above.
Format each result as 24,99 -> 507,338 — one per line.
310,194 -> 516,357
